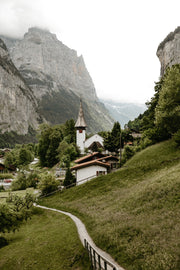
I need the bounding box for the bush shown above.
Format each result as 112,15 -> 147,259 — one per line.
0,185 -> 5,192
173,129 -> 180,146
0,174 -> 14,180
38,174 -> 59,196
11,172 -> 27,191
0,236 -> 8,248
122,146 -> 135,164
63,168 -> 76,188
26,172 -> 39,188
0,193 -> 34,238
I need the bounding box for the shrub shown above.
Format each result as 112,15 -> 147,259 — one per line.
11,172 -> 27,191
11,173 -> 26,191
0,193 -> 34,245
26,172 -> 39,188
38,173 -> 59,196
0,174 -> 13,180
0,236 -> 8,248
0,185 -> 5,192
63,168 -> 76,188
122,146 -> 135,164
173,129 -> 180,146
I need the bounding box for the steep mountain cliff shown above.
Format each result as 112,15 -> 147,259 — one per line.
0,39 -> 42,135
1,28 -> 113,133
157,26 -> 180,76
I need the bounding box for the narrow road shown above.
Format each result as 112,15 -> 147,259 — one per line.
35,204 -> 125,270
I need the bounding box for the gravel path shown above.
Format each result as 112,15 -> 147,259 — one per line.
35,204 -> 125,270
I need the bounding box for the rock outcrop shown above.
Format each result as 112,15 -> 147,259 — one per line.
1,28 -> 113,133
157,26 -> 180,76
0,39 -> 42,134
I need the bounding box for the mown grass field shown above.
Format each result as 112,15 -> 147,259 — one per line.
0,207 -> 91,270
40,140 -> 180,270
0,188 -> 36,204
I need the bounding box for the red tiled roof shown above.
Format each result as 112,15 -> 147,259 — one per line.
75,152 -> 105,163
71,160 -> 110,170
97,155 -> 119,162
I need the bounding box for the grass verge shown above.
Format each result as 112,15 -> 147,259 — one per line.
0,207 -> 91,270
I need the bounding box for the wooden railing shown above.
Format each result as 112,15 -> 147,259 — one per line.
84,239 -> 117,270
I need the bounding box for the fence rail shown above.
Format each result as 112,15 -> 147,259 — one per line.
84,239 -> 117,270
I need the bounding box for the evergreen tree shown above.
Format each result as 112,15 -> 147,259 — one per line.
155,64 -> 180,134
63,167 -> 76,187
104,122 -> 122,153
38,124 -> 63,167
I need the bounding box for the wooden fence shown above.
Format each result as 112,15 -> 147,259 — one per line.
84,239 -> 117,270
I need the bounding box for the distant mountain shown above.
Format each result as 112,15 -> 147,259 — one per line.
0,28 -> 113,133
101,99 -> 146,128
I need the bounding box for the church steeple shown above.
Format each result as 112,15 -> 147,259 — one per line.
75,100 -> 87,154
75,99 -> 87,128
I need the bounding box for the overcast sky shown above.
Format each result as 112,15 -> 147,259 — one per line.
0,0 -> 179,104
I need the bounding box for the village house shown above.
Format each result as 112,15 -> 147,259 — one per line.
71,152 -> 119,185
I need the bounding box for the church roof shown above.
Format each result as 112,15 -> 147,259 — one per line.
75,100 -> 87,128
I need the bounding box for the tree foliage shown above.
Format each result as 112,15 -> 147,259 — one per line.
104,122 -> 122,153
127,64 -> 180,145
0,193 -> 35,247
11,171 -> 39,191
38,124 -> 63,167
4,144 -> 35,170
63,167 -> 76,187
155,64 -> 180,134
38,173 -> 59,196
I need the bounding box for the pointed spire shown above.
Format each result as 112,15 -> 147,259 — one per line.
75,99 -> 87,128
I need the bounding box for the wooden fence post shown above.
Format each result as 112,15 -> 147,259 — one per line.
98,254 -> 101,269
93,249 -> 96,269
89,246 -> 93,265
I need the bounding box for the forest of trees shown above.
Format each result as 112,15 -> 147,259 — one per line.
127,64 -> 180,146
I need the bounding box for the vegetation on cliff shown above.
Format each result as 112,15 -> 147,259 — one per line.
127,64 -> 180,146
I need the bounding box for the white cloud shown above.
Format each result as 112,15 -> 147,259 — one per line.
0,0 -> 179,103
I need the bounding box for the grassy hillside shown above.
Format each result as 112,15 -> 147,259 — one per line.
0,207 -> 91,270
40,139 -> 180,270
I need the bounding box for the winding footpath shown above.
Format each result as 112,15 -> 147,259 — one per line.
35,204 -> 125,270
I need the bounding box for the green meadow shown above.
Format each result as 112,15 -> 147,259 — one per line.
40,140 -> 180,270
0,207 -> 91,270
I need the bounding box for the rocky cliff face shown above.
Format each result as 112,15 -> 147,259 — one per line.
1,28 -> 113,133
157,26 -> 180,76
0,39 -> 42,135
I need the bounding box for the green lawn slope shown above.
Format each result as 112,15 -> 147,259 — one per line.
40,139 -> 180,270
0,207 -> 91,270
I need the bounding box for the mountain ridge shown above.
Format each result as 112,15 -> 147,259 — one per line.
0,28 -> 114,133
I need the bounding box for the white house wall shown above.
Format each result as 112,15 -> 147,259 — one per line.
85,134 -> 104,149
76,165 -> 107,185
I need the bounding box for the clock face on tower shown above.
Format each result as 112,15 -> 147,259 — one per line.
79,129 -> 83,133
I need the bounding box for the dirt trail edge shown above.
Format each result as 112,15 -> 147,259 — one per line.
35,204 -> 125,270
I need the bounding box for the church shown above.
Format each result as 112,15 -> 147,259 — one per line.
72,100 -> 119,185
75,100 -> 104,155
